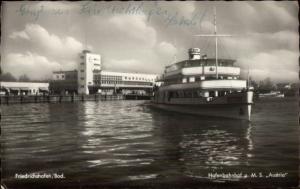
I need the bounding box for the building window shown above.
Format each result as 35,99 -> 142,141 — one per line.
81,70 -> 84,72
81,85 -> 84,88
80,77 -> 84,80
189,77 -> 195,82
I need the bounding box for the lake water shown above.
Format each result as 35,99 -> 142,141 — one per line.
1,98 -> 299,188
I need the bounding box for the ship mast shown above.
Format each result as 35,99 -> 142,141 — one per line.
195,6 -> 232,79
214,7 -> 218,79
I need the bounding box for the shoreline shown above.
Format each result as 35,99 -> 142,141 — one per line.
0,94 -> 152,105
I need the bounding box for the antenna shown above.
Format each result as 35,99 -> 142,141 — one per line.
247,64 -> 250,89
214,6 -> 218,79
174,39 -> 177,63
194,6 -> 232,79
84,22 -> 87,50
84,31 -> 87,50
83,16 -> 88,51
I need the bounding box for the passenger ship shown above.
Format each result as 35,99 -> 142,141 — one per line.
151,8 -> 253,121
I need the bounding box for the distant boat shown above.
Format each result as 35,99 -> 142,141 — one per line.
259,91 -> 284,98
150,7 -> 253,121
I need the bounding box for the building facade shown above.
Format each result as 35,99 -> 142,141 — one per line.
52,50 -> 158,95
0,82 -> 49,95
78,50 -> 101,94
93,71 -> 157,95
50,70 -> 78,94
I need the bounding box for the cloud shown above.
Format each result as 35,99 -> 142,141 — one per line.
156,41 -> 177,57
262,1 -> 296,25
3,52 -> 62,80
9,24 -> 83,60
104,59 -> 148,73
2,1 -> 298,82
239,50 -> 298,82
9,31 -> 29,39
7,24 -> 84,76
155,1 -> 196,19
105,14 -> 157,48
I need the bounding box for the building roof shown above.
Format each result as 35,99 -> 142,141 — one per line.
166,58 -> 236,70
53,70 -> 77,74
100,70 -> 158,77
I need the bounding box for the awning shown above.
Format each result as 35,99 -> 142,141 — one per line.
0,87 -> 8,92
9,87 -> 20,91
39,87 -> 49,91
19,87 -> 30,91
0,86 -> 8,90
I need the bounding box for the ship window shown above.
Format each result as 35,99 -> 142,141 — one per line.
178,91 -> 184,98
172,92 -> 179,98
167,92 -> 172,101
193,91 -> 198,98
189,77 -> 195,82
219,91 -> 225,97
197,90 -> 206,97
209,91 -> 215,97
184,91 -> 193,98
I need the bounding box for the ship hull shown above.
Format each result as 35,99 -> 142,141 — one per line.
149,103 -> 252,121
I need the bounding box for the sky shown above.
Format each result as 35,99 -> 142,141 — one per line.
1,1 -> 299,82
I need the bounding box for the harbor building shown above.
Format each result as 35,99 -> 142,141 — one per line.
51,50 -> 158,95
78,50 -> 101,94
93,71 -> 157,95
0,81 -> 49,95
50,70 -> 78,94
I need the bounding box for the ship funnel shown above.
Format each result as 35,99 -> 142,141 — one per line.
188,48 -> 201,60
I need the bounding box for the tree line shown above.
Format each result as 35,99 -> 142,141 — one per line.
250,77 -> 298,94
0,72 -> 49,82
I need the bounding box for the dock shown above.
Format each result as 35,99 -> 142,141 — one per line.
0,94 -> 126,105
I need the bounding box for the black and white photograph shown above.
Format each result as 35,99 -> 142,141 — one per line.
0,1 -> 299,188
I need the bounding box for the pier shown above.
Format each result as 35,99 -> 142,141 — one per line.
0,94 -> 127,105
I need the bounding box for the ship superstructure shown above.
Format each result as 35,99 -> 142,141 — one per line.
151,7 -> 253,121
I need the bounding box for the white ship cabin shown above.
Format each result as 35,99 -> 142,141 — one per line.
162,48 -> 240,84
156,48 -> 248,102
